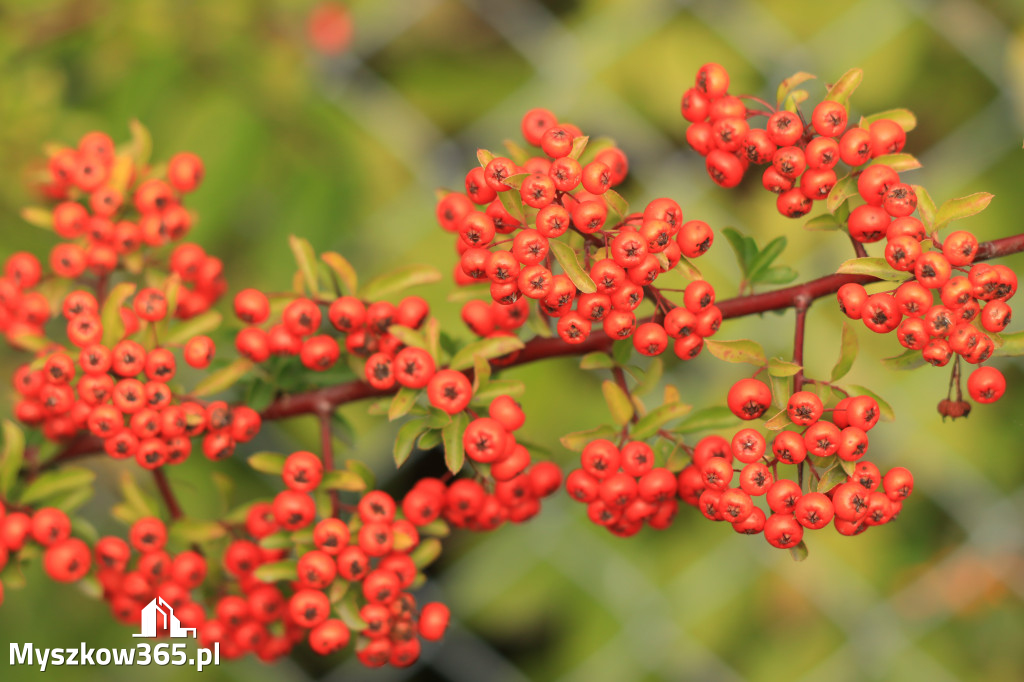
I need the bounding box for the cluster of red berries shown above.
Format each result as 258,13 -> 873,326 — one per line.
438,109 -> 721,360
230,288 -> 430,375
672,379 -> 913,547
11,284 -> 261,462
682,62 -> 906,219
564,440 -> 679,537
225,450 -> 455,666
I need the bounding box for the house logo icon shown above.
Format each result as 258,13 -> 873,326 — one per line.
133,597 -> 198,639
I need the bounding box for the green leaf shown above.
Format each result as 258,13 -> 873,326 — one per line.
127,119 -> 153,169
417,428 -> 442,450
835,257 -> 904,281
914,185 -> 937,230
254,559 -> 298,584
825,68 -> 863,107
673,405 -> 737,434
768,372 -> 792,411
993,330 -> 1024,357
754,266 -> 799,285
410,537 -> 442,569
840,459 -> 858,477
631,402 -> 694,440
603,189 -> 629,223
580,352 -> 615,370
386,324 -> 427,350
612,339 -> 632,366
869,153 -> 921,173
826,174 -> 858,214
321,252 -> 358,296
476,148 -> 495,167
164,310 -> 222,347
119,471 -> 158,518
935,192 -> 994,230
472,353 -> 492,393
501,172 -> 530,190
765,410 -> 791,431
289,235 -> 320,297
19,466 -> 95,506
788,540 -> 809,562
549,239 -> 597,294
768,358 -> 802,377
502,139 -> 531,165
418,518 -> 451,538
602,380 -> 634,426
721,226 -> 755,276
675,256 -> 703,282
394,417 -> 429,468
830,322 -> 859,381
345,459 -> 376,490
783,89 -> 809,113
568,135 -> 589,160
472,379 -> 524,403
449,335 -> 525,371
388,388 -> 420,422
21,206 -> 53,230
359,264 -> 441,301
100,282 -> 136,346
497,184 -> 527,223
321,470 -> 368,491
633,357 -> 663,396
190,358 -> 255,398
804,214 -> 843,231
816,464 -> 849,493
248,451 -> 287,475
338,590 -> 368,631
425,317 -> 442,366
746,236 -> 787,284
703,339 -> 767,366
880,349 -> 926,371
559,424 -> 618,452
846,385 -> 895,421
860,108 -> 917,132
442,412 -> 469,474
776,71 -> 816,108
169,519 -> 227,544
0,420 -> 25,499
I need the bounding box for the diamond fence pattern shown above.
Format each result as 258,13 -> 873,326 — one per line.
302,1 -> 1024,681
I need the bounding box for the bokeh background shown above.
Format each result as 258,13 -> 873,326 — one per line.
2,0 -> 1024,680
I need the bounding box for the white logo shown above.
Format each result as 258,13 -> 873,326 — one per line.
133,597 -> 197,639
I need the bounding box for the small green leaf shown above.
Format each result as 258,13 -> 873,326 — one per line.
764,410 -> 791,431
804,214 -> 842,231
0,420 -> 26,499
768,358 -> 802,377
425,317 -> 442,366
776,71 -> 816,108
840,459 -> 858,476
993,330 -> 1024,357
449,335 -> 525,371
603,189 -> 629,223
502,172 -> 530,190
880,349 -> 926,371
825,68 -> 863,107
169,519 -> 227,544
410,537 -> 442,569
703,339 -> 767,366
472,353 -> 492,393
417,428 -> 442,450
816,464 -> 849,493
126,119 -> 153,168
914,185 -> 937,230
19,466 -> 96,506
631,402 -> 694,440
248,451 -> 286,475
100,282 -> 136,346
164,310 -> 222,347
190,358 -> 254,398
846,385 -> 895,421
549,239 -> 597,294
568,135 -> 589,160
442,412 -> 469,474
472,379 -> 524,403
788,540 -> 809,562
346,459 -> 376,490
602,380 -> 634,426
559,424 -> 618,452
497,185 -> 527,224
119,471 -> 159,518
835,257 -> 904,281
418,518 -> 451,538
254,559 -> 298,583
394,417 -> 429,468
783,89 -> 809,113
476,148 -> 496,167
935,192 -> 994,230
388,388 -> 420,422
21,206 -> 53,230
860,108 -> 917,132
831,322 -> 859,381
321,470 -> 368,491
289,235 -> 320,297
633,357 -> 663,396
721,226 -> 754,277
753,266 -> 799,285
869,153 -> 921,173
386,324 -> 427,350
338,590 -> 368,631
746,236 -> 788,284
580,352 -> 614,370
612,339 -> 632,366
502,139 -> 531,165
673,406 -> 737,434
826,174 -> 858,214
321,252 -> 358,296
768,372 -> 792,411
359,264 -> 441,301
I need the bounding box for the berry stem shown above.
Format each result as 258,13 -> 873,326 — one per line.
152,468 -> 183,520
318,409 -> 341,518
792,294 -> 811,393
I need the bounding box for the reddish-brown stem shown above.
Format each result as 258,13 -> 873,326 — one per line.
792,295 -> 810,393
153,468 -> 183,520
318,409 -> 340,518
849,235 -> 868,259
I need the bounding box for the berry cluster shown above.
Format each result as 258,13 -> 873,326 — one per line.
439,109 -> 722,360
682,63 -> 905,219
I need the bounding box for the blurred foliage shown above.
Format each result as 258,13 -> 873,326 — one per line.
2,0 -> 1024,681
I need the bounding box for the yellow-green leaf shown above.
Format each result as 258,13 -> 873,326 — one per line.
164,310 -> 222,347
826,175 -> 858,215
673,406 -> 737,434
0,420 -> 26,498
935,192 -> 994,230
410,537 -> 442,569
835,257 -> 904,281
248,451 -> 287,474
868,153 -> 921,173
321,251 -> 358,296
776,71 -> 816,108
289,235 -> 319,297
767,358 -> 802,377
449,335 -> 524,371
101,282 -> 136,347
394,417 -> 429,468
825,68 -> 863,107
254,559 -> 298,584
359,264 -> 441,300
21,206 -> 53,230
880,348 -> 926,371
830,322 -> 858,381
549,239 -> 597,294
846,384 -> 895,421
914,185 -> 937,230
816,464 -> 849,493
631,401 -> 694,440
602,380 -> 634,426
190,358 -> 254,397
321,470 -> 368,492
703,339 -> 767,366
559,424 -> 618,452
169,519 -> 227,544
19,466 -> 95,506
789,540 -> 809,562
442,412 -> 469,474
860,108 -> 917,132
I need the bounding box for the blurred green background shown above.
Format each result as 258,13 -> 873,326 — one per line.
2,0 -> 1024,680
